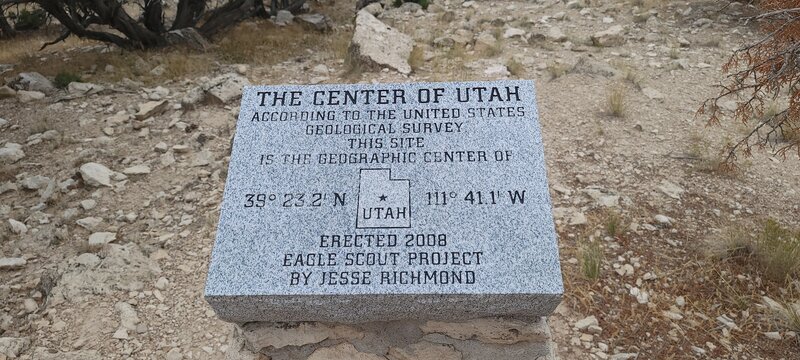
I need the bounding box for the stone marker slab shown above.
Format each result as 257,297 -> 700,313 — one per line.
205,80 -> 563,323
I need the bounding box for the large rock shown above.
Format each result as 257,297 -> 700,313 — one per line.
204,73 -> 250,104
79,162 -> 114,187
350,10 -> 413,74
14,72 -> 55,93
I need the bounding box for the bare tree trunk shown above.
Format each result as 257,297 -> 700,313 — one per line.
198,0 -> 257,38
33,0 -> 266,50
172,0 -> 206,29
37,0 -> 165,49
0,10 -> 15,38
143,0 -> 166,33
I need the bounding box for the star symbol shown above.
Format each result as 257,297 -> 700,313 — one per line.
379,194 -> 388,201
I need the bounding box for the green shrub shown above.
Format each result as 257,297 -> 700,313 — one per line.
14,9 -> 47,31
54,72 -> 82,89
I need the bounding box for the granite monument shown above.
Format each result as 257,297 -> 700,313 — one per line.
205,80 -> 563,323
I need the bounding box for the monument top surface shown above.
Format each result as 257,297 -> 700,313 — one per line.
205,80 -> 562,322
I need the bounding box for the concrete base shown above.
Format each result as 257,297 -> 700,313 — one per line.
225,316 -> 557,360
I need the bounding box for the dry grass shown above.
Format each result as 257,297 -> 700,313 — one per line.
1,19 -> 351,85
621,67 -> 643,90
669,47 -> 680,59
579,239 -> 603,281
605,212 -> 623,238
0,28 -> 93,64
607,84 -> 625,117
698,37 -> 721,48
506,58 -> 525,77
409,46 -> 426,72
546,62 -> 570,80
715,220 -> 800,283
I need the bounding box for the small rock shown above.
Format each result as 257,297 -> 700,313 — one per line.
575,315 -> 599,331
80,199 -> 97,210
155,277 -> 169,290
135,100 -> 168,120
122,165 -> 151,175
20,175 -> 50,190
297,13 -> 333,32
662,310 -> 683,321
181,87 -> 204,108
642,87 -> 664,100
484,64 -> 510,76
0,257 -> 26,270
546,26 -> 567,42
79,162 -> 114,187
76,217 -> 102,230
150,65 -> 166,76
17,90 -> 45,103
717,315 -> 740,331
115,302 -> 139,331
154,142 -> 169,153
8,219 -> 27,235
764,332 -> 782,340
204,73 -> 250,104
274,10 -> 294,25
165,348 -> 184,360
0,143 -> 25,164
657,180 -> 684,200
88,232 -> 117,246
67,82 -> 104,97
610,354 -> 638,360
22,298 -> 38,313
362,2 -> 383,16
654,214 -> 672,227
503,27 -> 525,39
591,25 -> 625,47
112,328 -> 128,340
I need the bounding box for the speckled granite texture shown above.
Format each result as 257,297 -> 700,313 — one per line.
205,80 -> 563,323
